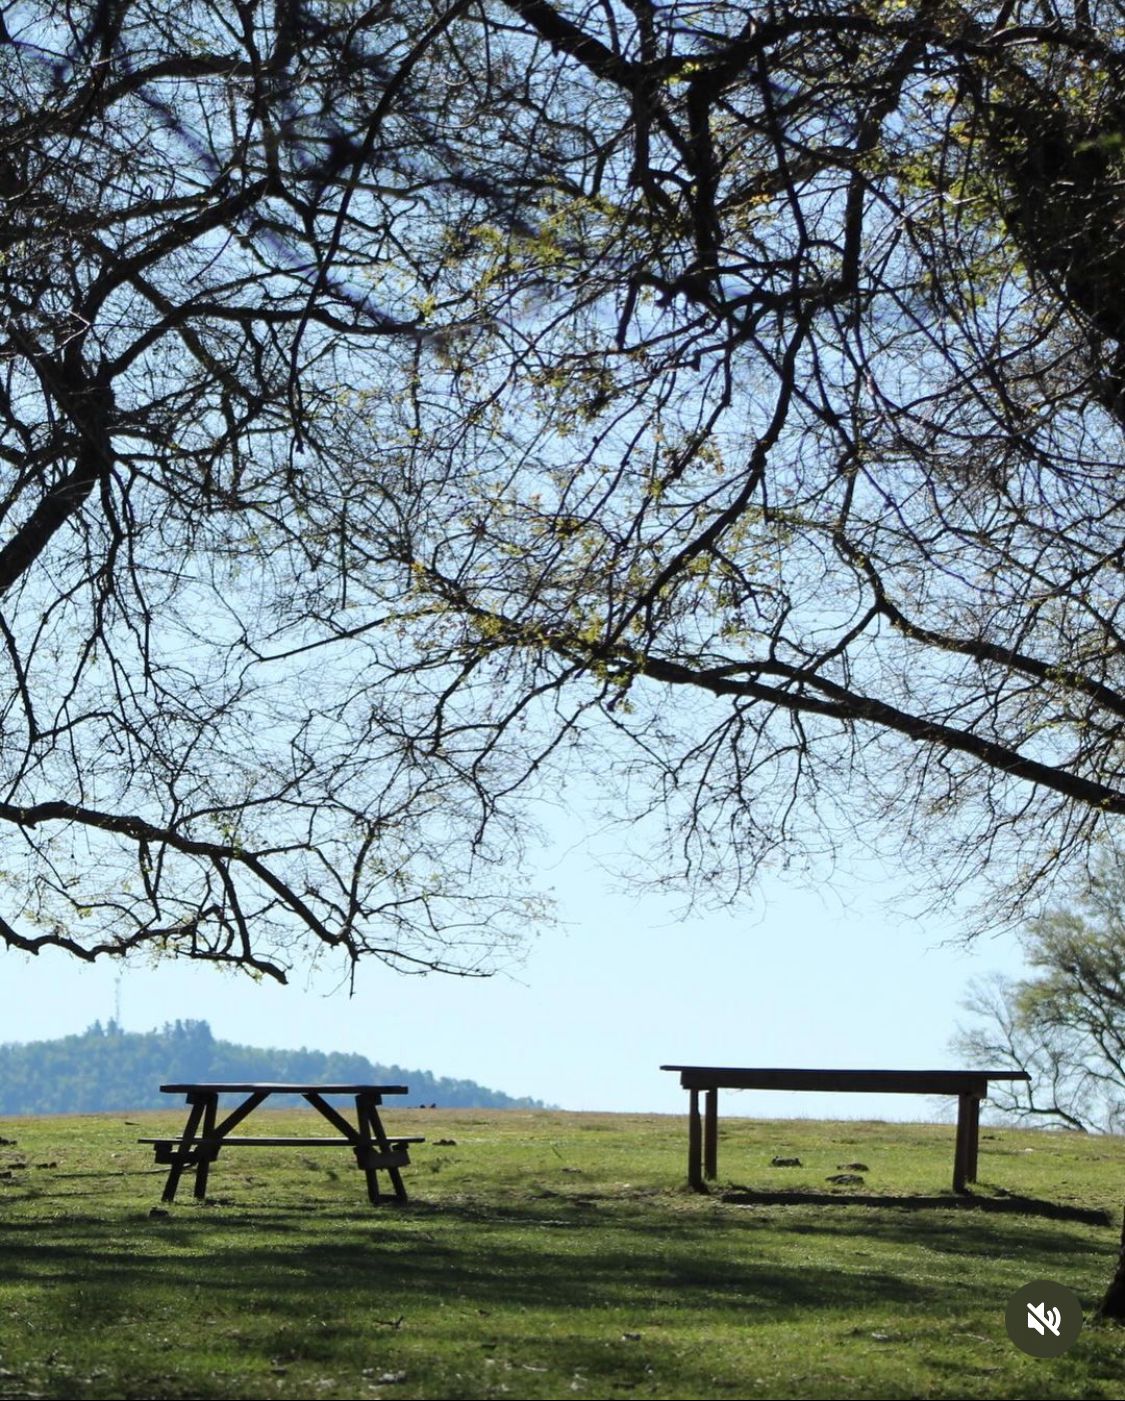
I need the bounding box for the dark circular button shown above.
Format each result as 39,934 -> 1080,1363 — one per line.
1005,1279 -> 1083,1357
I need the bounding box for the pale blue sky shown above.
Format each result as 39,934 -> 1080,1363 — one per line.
0,812 -> 1028,1121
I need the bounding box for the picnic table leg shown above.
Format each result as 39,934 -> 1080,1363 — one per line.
704,1088 -> 718,1181
162,1094 -> 206,1203
355,1094 -> 382,1205
953,1094 -> 974,1194
688,1089 -> 704,1192
354,1093 -> 409,1205
193,1093 -> 218,1200
371,1099 -> 409,1203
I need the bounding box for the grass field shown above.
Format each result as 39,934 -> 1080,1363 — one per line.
1,1108 -> 1124,1399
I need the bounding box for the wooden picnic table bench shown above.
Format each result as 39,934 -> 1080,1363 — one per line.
140,1082 -> 423,1206
661,1066 -> 1032,1194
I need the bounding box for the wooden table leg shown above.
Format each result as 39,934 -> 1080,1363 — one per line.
688,1088 -> 704,1192
162,1094 -> 207,1203
363,1093 -> 408,1203
953,1094 -> 973,1194
704,1088 -> 718,1180
193,1093 -> 218,1200
356,1094 -> 382,1205
965,1095 -> 981,1184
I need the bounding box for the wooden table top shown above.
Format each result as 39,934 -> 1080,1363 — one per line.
661,1066 -> 1031,1093
160,1083 -> 409,1095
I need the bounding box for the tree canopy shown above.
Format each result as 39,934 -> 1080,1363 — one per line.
3,0 -> 1124,979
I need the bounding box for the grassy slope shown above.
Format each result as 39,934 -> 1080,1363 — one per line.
1,1110 -> 1124,1400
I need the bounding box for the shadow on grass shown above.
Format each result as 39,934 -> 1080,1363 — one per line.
3,1182 -> 1120,1401
0,1229 -> 926,1351
718,1187 -> 1113,1227
1,1184 -> 1109,1313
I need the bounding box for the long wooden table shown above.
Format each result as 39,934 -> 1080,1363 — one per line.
661,1066 -> 1032,1194
140,1082 -> 422,1205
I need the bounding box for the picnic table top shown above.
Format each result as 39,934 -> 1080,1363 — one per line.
660,1066 -> 1032,1093
160,1082 -> 409,1095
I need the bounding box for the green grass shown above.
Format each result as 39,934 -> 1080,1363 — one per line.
2,1109 -> 1125,1398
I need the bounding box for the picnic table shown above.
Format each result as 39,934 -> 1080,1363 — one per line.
140,1082 -> 423,1206
661,1065 -> 1032,1194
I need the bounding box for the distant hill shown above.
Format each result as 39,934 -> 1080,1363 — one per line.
0,1020 -> 547,1115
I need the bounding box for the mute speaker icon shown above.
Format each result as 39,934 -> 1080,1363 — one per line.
1026,1301 -> 1062,1337
1007,1279 -> 1080,1356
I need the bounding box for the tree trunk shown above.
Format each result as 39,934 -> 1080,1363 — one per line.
1098,1208 -> 1125,1321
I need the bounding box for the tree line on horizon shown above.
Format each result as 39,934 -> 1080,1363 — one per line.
0,1019 -> 547,1115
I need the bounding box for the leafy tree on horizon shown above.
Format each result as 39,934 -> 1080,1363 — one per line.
956,858 -> 1125,1134
0,1019 -> 545,1113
